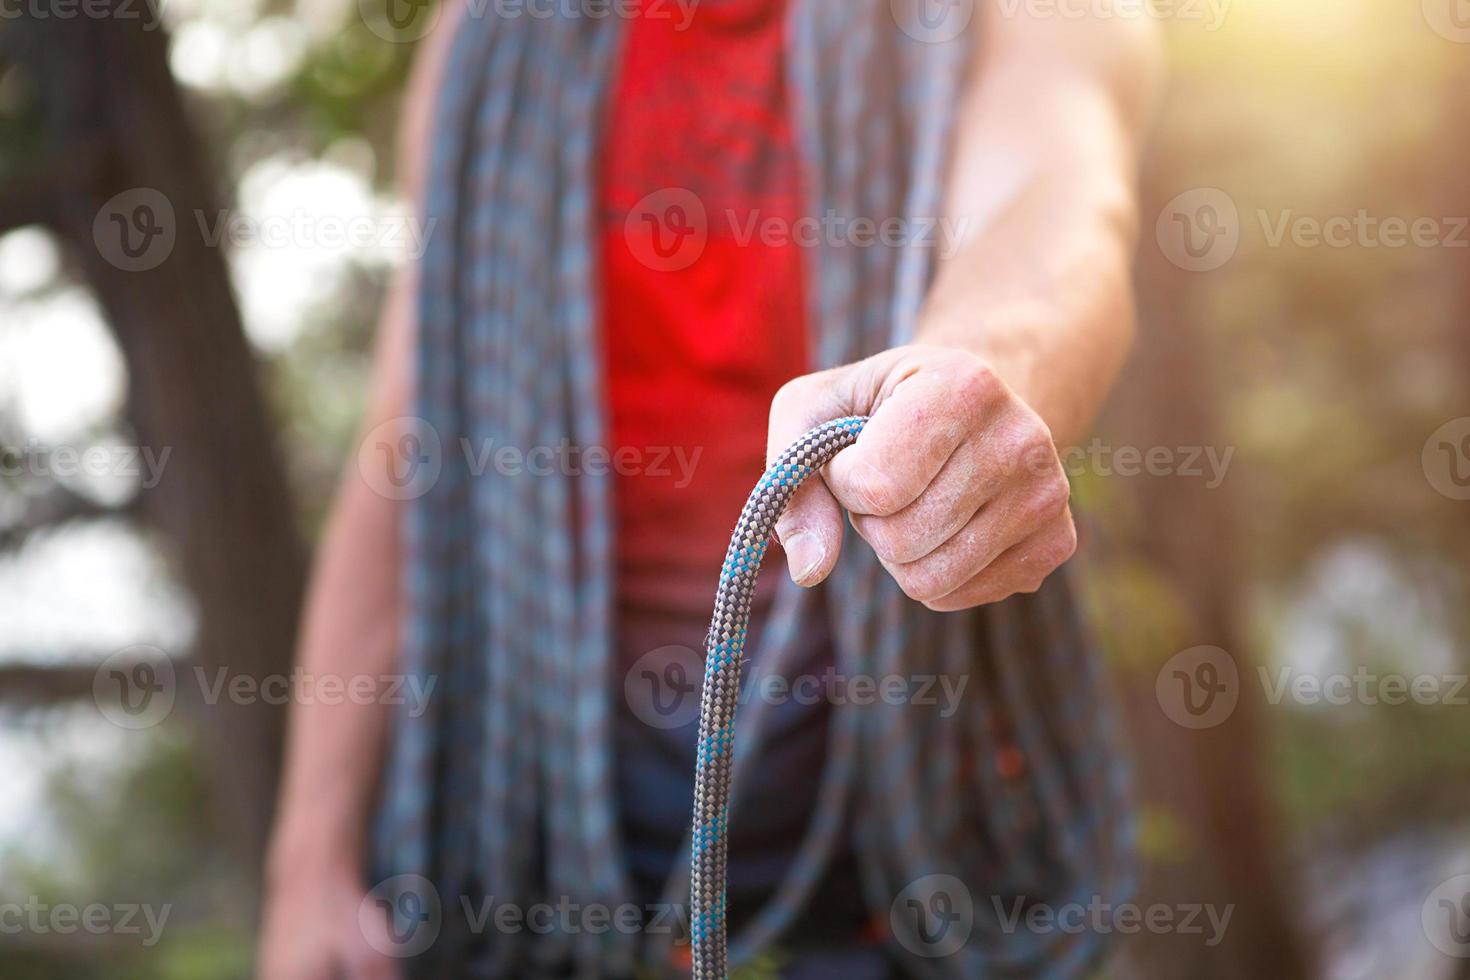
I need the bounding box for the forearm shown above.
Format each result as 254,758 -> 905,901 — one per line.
255,14 -> 455,975
916,8 -> 1163,447
265,274 -> 415,883
266,476 -> 401,879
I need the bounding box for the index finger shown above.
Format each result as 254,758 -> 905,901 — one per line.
824,366 -> 977,517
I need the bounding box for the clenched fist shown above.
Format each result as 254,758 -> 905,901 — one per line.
768,345 -> 1076,611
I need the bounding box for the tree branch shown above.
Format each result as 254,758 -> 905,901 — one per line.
0,484 -> 136,552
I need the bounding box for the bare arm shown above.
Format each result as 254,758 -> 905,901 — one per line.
263,261 -> 415,884
918,1 -> 1164,445
257,7 -> 461,977
769,6 -> 1163,608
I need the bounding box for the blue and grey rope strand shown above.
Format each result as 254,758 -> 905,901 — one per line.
690,416 -> 867,978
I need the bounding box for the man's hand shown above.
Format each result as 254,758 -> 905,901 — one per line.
256,860 -> 399,980
768,345 -> 1076,612
765,0 -> 1164,611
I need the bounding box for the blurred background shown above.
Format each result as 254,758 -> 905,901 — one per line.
1,0 -> 1468,977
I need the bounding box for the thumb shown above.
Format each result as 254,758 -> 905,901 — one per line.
767,371 -> 853,587
776,480 -> 844,588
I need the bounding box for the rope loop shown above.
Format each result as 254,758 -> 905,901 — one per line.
688,416 -> 867,979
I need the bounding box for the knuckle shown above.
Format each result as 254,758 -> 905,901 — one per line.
993,414 -> 1054,479
892,561 -> 946,604
851,464 -> 904,516
1018,525 -> 1076,593
868,515 -> 928,564
927,581 -> 990,611
1055,518 -> 1079,562
890,535 -> 929,566
857,516 -> 898,563
1019,418 -> 1058,467
1027,476 -> 1072,524
993,583 -> 1025,602
952,357 -> 1000,410
1037,517 -> 1079,569
771,375 -> 819,418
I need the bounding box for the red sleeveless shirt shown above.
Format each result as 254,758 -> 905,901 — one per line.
600,0 -> 809,622
598,0 -> 868,918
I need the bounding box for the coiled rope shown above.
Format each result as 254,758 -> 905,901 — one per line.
689,416 -> 867,978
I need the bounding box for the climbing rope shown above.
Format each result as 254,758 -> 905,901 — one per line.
688,416 -> 868,979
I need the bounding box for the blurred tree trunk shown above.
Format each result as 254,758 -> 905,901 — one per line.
1094,161 -> 1316,980
2,4 -> 304,888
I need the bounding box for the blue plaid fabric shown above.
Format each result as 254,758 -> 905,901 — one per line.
374,2 -> 1136,977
